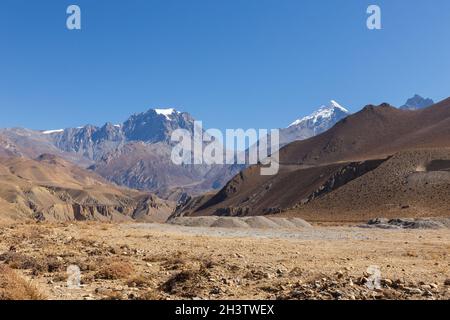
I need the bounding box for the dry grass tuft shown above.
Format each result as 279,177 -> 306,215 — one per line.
0,251 -> 63,274
0,265 -> 45,300
95,259 -> 134,280
0,251 -> 44,272
160,266 -> 210,297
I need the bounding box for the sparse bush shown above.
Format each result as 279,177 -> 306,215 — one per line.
0,251 -> 63,274
0,265 -> 45,300
52,272 -> 67,282
161,257 -> 186,270
95,259 -> 134,280
0,251 -> 45,273
160,266 -> 210,297
160,270 -> 194,293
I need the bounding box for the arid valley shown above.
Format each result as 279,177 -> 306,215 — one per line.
1,218 -> 449,300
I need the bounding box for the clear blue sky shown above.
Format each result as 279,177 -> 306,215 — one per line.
1,0 -> 450,131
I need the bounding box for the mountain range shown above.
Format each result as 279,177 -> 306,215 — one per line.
2,94 -> 445,222
174,96 -> 450,222
0,109 -> 227,199
0,99 -> 355,199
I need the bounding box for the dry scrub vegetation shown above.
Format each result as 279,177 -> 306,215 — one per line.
95,259 -> 134,280
0,221 -> 449,300
0,265 -> 45,300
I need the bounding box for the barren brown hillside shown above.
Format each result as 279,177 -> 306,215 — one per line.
0,154 -> 173,222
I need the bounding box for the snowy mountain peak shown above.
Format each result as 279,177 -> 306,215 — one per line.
329,100 -> 349,113
289,100 -> 349,128
154,108 -> 180,120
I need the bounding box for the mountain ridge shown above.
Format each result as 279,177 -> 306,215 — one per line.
173,96 -> 450,220
0,95 -> 434,199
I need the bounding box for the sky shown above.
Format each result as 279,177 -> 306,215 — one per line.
1,0 -> 450,131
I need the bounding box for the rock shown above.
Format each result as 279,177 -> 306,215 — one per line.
330,290 -> 342,299
405,287 -> 423,295
423,290 -> 433,297
392,279 -> 404,288
444,279 -> 450,286
429,283 -> 438,289
263,273 -> 272,279
382,279 -> 393,286
359,277 -> 368,285
276,268 -> 285,275
210,287 -> 221,294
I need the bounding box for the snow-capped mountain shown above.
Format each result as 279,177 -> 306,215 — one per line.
123,108 -> 196,143
279,100 -> 351,146
246,100 -> 351,158
42,108 -> 196,160
15,107 -> 237,198
400,94 -> 434,110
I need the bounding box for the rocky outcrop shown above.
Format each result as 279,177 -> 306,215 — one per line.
301,158 -> 388,204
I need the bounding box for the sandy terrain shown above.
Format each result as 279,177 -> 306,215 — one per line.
0,220 -> 449,300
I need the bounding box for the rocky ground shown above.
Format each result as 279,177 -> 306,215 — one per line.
0,220 -> 449,300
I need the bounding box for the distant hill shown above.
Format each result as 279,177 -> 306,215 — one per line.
0,154 -> 173,222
